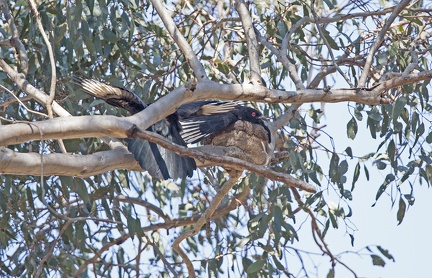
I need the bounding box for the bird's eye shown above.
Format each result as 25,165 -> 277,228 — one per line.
252,112 -> 256,117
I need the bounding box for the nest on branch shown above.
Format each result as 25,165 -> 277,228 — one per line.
197,120 -> 273,166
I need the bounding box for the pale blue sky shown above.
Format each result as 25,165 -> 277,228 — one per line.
292,102 -> 432,278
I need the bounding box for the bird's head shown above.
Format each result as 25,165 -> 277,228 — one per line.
240,107 -> 266,123
238,106 -> 271,143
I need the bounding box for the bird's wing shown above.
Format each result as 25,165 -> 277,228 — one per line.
73,77 -> 147,114
198,101 -> 240,115
74,77 -> 196,179
156,117 -> 196,179
177,101 -> 240,119
126,138 -> 171,179
127,122 -> 196,179
180,113 -> 238,144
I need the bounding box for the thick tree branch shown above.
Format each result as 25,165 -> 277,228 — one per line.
358,0 -> 412,87
0,147 -> 141,177
150,0 -> 208,81
0,59 -> 130,151
5,71 -> 432,146
0,115 -> 131,146
235,0 -> 262,84
4,71 -> 417,145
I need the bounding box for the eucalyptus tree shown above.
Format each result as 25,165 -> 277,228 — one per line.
0,0 -> 431,277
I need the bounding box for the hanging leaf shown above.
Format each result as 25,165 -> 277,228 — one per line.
371,255 -> 386,267
352,162 -> 361,190
347,117 -> 358,140
397,197 -> 406,225
246,259 -> 266,274
392,96 -> 407,122
377,246 -> 394,261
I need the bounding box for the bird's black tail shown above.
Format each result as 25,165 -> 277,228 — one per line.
74,77 -> 196,180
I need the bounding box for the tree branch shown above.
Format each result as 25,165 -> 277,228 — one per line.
358,0 -> 412,87
0,147 -> 141,177
256,30 -> 305,91
131,128 -> 317,193
74,188 -> 250,277
235,0 -> 262,84
0,59 -> 70,117
1,77 -> 412,145
150,0 -> 208,81
28,0 -> 57,117
0,0 -> 29,75
173,171 -> 242,277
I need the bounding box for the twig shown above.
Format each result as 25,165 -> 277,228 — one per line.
0,85 -> 48,118
114,195 -> 172,222
0,95 -> 33,110
310,0 -> 354,88
358,0 -> 412,87
74,233 -> 130,277
73,188 -> 250,276
146,235 -> 179,276
150,0 -> 208,81
272,103 -> 302,131
0,0 -> 29,74
173,170 -> 242,277
291,187 -> 358,277
255,30 -> 305,91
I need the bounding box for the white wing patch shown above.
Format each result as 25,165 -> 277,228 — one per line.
200,101 -> 241,115
80,79 -> 122,97
180,120 -> 210,144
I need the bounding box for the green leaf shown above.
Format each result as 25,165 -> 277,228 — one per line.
375,174 -> 395,201
345,147 -> 353,159
352,162 -> 361,190
368,109 -> 383,122
339,160 -> 348,175
392,96 -> 407,122
397,197 -> 406,225
326,268 -> 335,278
364,164 -> 370,181
73,178 -> 90,204
272,255 -> 285,271
309,171 -> 321,186
426,130 -> 432,144
377,246 -> 394,261
354,108 -> 363,121
347,117 -> 358,139
246,259 -> 266,274
371,254 -> 386,267
329,153 -> 340,183
322,29 -> 339,50
349,234 -> 355,247
387,139 -> 395,163
272,206 -> 283,244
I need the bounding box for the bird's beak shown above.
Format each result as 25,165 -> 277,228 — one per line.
258,115 -> 270,122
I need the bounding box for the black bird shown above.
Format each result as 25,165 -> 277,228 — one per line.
74,78 -> 271,177
177,101 -> 271,144
74,77 -> 196,180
